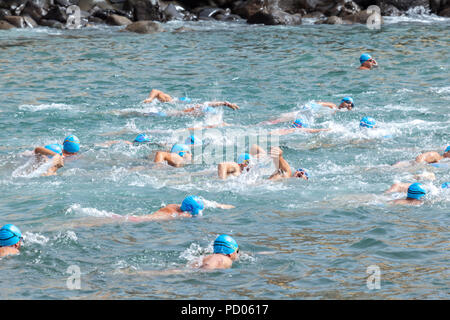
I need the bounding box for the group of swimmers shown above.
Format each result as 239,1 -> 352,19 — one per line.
1,53 -> 449,270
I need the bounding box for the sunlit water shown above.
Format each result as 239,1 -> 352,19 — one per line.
0,13 -> 449,299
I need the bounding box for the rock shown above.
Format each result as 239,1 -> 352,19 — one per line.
106,13 -> 132,25
124,0 -> 164,21
124,20 -> 164,33
87,16 -> 106,23
0,20 -> 15,29
303,11 -> 325,18
43,6 -> 68,23
378,1 -> 429,11
163,3 -> 183,20
23,15 -> 38,27
0,9 -> 11,19
38,18 -> 64,28
198,7 -> 226,20
379,3 -> 402,16
3,15 -> 25,28
247,9 -> 302,25
439,6 -> 450,16
322,15 -> 344,24
78,0 -> 113,12
215,13 -> 244,21
173,26 -> 194,32
21,1 -> 48,22
342,9 -> 384,24
233,0 -> 265,19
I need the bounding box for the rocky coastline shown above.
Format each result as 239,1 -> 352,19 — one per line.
0,0 -> 449,32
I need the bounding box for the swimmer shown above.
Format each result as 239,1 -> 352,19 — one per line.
142,89 -> 239,115
218,153 -> 252,179
393,146 -> 450,167
0,224 -> 22,258
390,182 -> 426,205
33,135 -> 80,175
358,53 -> 378,70
270,118 -> 330,135
260,97 -> 355,126
154,143 -> 191,167
99,133 -> 151,147
200,234 -> 239,270
268,147 -> 309,181
119,196 -> 234,222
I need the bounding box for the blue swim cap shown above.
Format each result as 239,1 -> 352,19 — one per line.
134,133 -> 150,143
63,135 -> 80,153
237,153 -> 252,165
442,182 -> 449,189
445,146 -> 450,152
341,96 -> 355,108
360,116 -> 376,128
360,53 -> 372,64
407,183 -> 426,200
179,97 -> 192,103
185,135 -> 201,145
214,234 -> 238,255
292,118 -> 309,128
44,144 -> 63,155
295,168 -> 309,179
171,143 -> 189,157
203,106 -> 218,114
0,224 -> 22,247
180,195 -> 204,216
157,111 -> 167,117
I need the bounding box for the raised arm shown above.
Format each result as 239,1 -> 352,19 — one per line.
34,146 -> 58,157
143,89 -> 173,103
250,144 -> 267,158
268,147 -> 292,180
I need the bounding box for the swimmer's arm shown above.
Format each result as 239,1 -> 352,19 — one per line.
34,146 -> 58,157
218,162 -> 239,179
205,101 -> 240,110
250,144 -> 267,157
385,182 -> 411,194
269,147 -> 292,178
187,122 -> 230,131
270,128 -> 296,136
42,155 -> 64,176
316,102 -> 337,109
302,128 -> 330,133
97,140 -> 133,147
143,89 -> 173,103
154,151 -> 185,167
415,152 -> 442,164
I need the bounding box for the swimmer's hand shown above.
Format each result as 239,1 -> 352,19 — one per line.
143,98 -> 152,103
224,101 -> 239,110
216,204 -> 235,209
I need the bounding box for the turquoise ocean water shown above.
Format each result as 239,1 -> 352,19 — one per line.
0,14 -> 449,299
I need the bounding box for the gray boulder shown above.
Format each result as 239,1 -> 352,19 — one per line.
247,9 -> 302,25
124,20 -> 164,33
3,15 -> 25,27
124,0 -> 164,21
38,18 -> 64,28
23,15 -> 38,27
43,6 -> 68,23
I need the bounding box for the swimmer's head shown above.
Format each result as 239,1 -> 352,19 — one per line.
179,97 -> 192,103
360,116 -> 376,129
185,134 -> 201,145
360,53 -> 375,64
213,234 -> 239,257
294,168 -> 309,180
203,106 -> 218,114
407,183 -> 426,200
44,144 -> 63,156
444,145 -> 450,157
291,118 -> 309,129
0,224 -> 22,247
339,97 -> 354,110
180,195 -> 204,216
63,135 -> 80,154
134,133 -> 150,143
237,153 -> 252,169
171,143 -> 190,157
442,182 -> 449,189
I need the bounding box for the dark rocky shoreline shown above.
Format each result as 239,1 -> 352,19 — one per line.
0,0 -> 449,32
